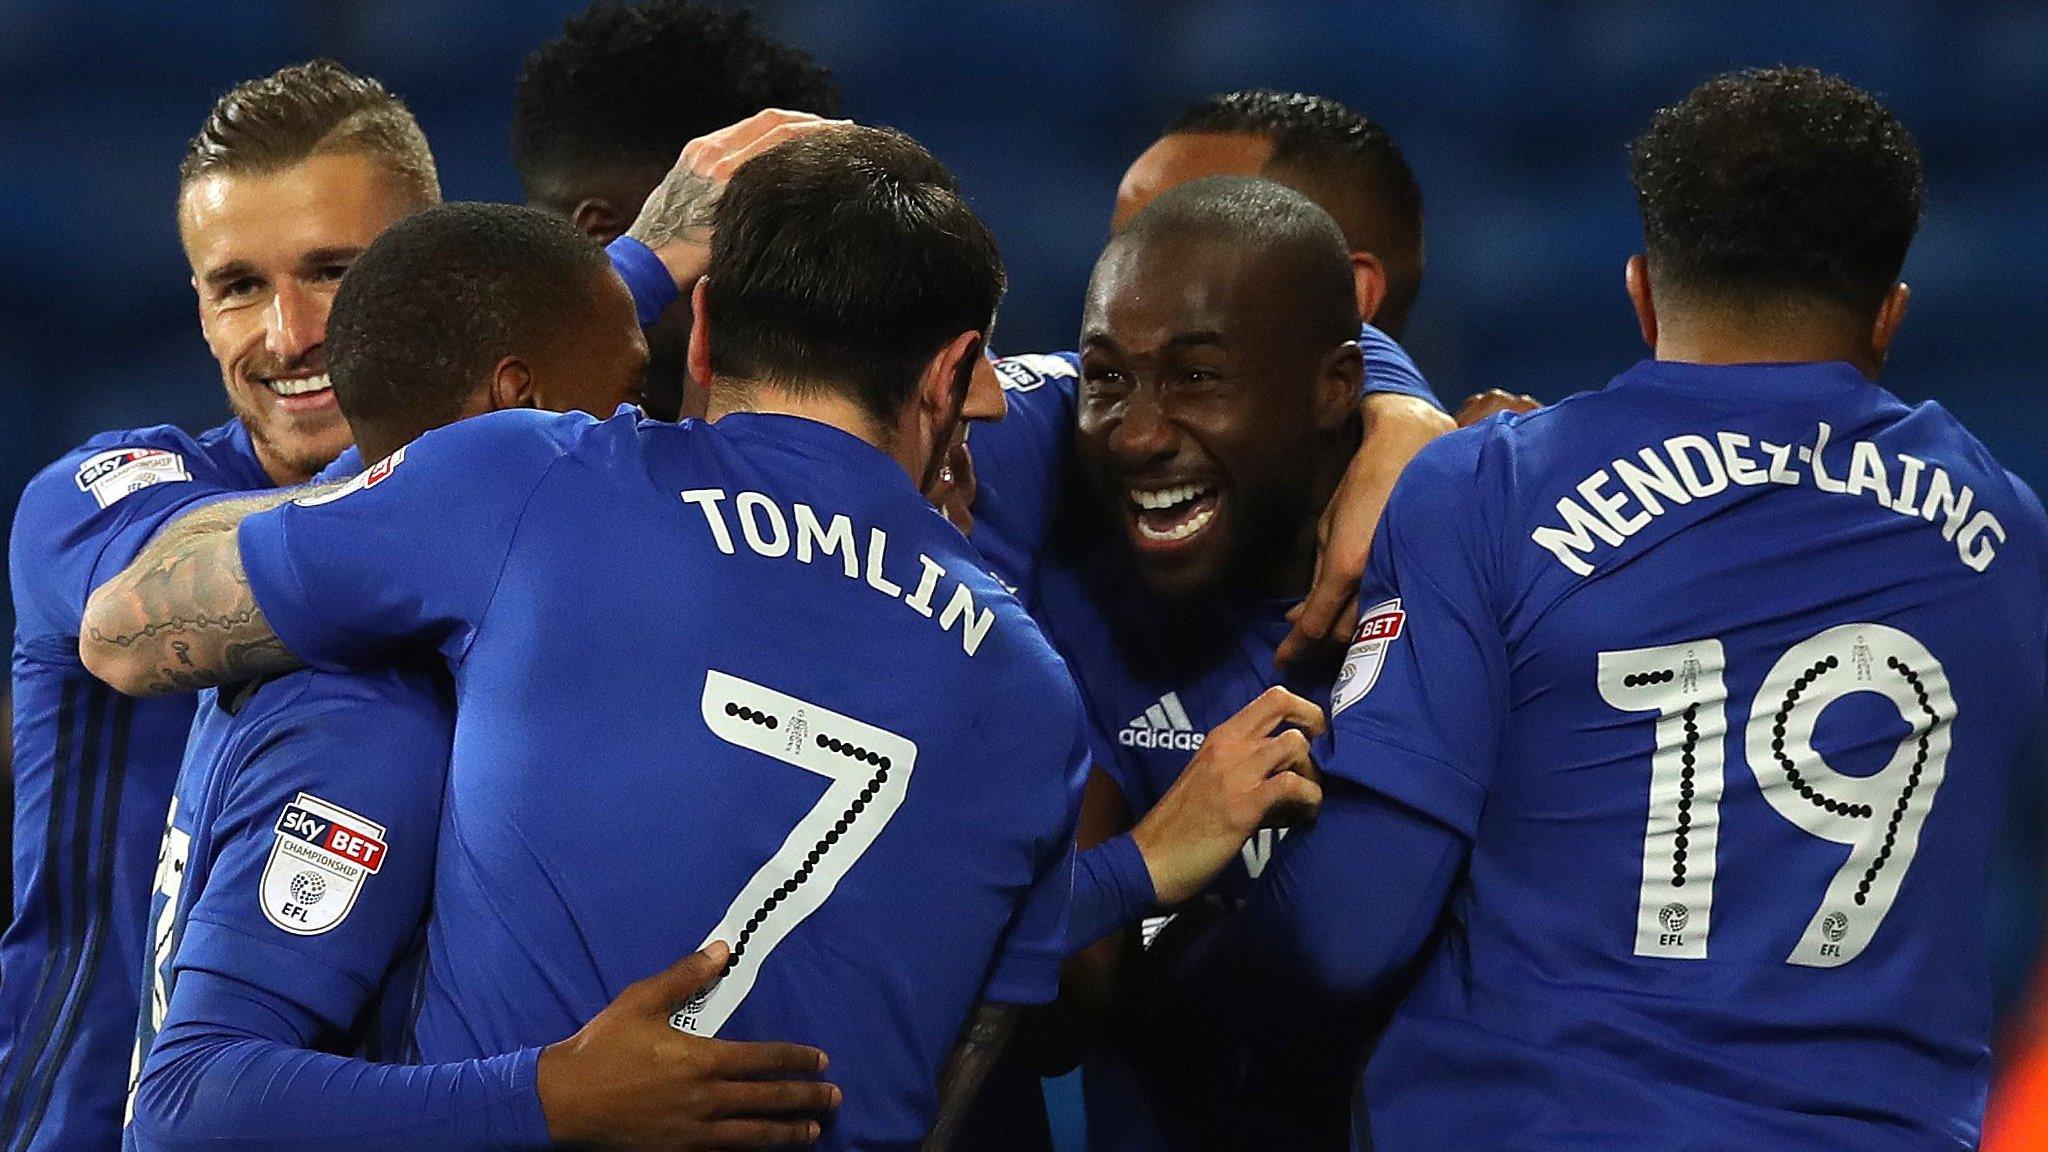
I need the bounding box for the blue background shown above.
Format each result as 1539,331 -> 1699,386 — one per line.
3,1 -> 2042,1141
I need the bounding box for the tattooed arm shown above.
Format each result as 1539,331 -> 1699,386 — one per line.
625,109 -> 845,288
920,1002 -> 1022,1152
79,487 -> 330,695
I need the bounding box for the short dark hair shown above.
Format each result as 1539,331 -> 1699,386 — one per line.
181,59 -> 439,206
704,125 -> 1004,428
1630,66 -> 1923,317
1169,89 -> 1423,331
1115,176 -> 1357,352
513,0 -> 841,195
328,203 -> 610,441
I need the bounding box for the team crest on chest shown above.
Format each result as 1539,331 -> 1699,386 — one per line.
261,792 -> 387,935
1332,598 -> 1406,715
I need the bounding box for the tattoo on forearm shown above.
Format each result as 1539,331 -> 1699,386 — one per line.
921,1003 -> 1020,1152
82,486 -> 325,692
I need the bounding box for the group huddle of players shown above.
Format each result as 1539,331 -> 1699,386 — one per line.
3,3 -> 2044,1151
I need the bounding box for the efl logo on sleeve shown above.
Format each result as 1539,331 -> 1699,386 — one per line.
1331,598 -> 1405,716
295,446 -> 405,507
260,792 -> 387,935
74,448 -> 190,509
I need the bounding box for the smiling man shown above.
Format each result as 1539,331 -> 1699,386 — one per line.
0,61 -> 436,1151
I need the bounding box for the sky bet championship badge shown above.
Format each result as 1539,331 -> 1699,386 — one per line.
261,792 -> 387,935
1332,598 -> 1406,716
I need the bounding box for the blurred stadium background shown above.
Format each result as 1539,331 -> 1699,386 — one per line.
3,1 -> 2044,1145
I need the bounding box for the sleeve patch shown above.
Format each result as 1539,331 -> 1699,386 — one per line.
261,792 -> 388,935
994,354 -> 1077,393
1332,598 -> 1405,716
294,446 -> 404,507
74,448 -> 191,509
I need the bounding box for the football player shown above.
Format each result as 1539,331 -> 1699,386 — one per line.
1169,66 -> 2048,1152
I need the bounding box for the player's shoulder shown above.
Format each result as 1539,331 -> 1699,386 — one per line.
992,351 -> 1080,397
16,419 -> 245,529
217,665 -> 454,769
365,407 -> 622,494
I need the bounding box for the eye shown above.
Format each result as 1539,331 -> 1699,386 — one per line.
312,262 -> 352,284
1082,366 -> 1130,396
220,276 -> 262,300
1178,367 -> 1222,387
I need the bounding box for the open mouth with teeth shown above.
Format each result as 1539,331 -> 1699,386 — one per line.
266,373 -> 331,398
1127,481 -> 1220,548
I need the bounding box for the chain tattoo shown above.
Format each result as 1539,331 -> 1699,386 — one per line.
82,485 -> 331,694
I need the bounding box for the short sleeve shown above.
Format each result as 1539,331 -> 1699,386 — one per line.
176,671 -> 452,1030
1356,323 -> 1444,411
1326,428 -> 1507,838
981,709 -> 1089,1005
9,435 -> 255,643
237,410 -> 574,672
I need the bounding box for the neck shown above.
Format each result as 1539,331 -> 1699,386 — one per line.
707,377 -> 897,459
1653,302 -> 1880,379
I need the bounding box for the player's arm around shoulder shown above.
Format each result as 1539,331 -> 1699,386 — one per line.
80,412 -> 569,697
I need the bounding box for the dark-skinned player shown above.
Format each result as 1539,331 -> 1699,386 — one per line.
1167,67 -> 2047,1152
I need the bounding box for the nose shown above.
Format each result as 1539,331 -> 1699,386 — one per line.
264,281 -> 324,363
962,355 -> 1007,423
1106,389 -> 1175,464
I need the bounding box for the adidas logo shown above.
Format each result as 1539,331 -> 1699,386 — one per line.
1118,692 -> 1205,751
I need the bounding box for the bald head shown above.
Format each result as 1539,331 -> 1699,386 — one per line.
1105,175 -> 1357,352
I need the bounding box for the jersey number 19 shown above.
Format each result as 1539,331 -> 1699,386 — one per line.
1598,624 -> 1953,969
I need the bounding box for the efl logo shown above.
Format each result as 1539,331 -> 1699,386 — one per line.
362,448 -> 404,490
1333,598 -> 1405,716
277,802 -> 386,873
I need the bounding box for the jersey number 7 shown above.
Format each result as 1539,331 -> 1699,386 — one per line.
670,670 -> 918,1036
1597,624 -> 1953,969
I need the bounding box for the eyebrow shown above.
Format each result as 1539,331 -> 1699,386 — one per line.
296,245 -> 366,269
199,261 -> 259,290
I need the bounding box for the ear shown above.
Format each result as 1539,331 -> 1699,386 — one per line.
917,330 -> 988,423
1625,255 -> 1657,350
1350,251 -> 1389,325
1315,340 -> 1365,432
571,198 -> 625,243
688,279 -> 713,393
1870,282 -> 1909,362
489,355 -> 535,411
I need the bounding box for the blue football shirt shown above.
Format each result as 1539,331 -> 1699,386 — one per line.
1330,359 -> 2048,1151
3,418 -> 272,1152
124,665 -> 450,1148
234,408 -> 1088,1151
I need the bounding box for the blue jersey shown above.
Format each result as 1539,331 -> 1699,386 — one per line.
233,409 -> 1088,1151
124,666 -> 449,1147
1330,359 -> 2048,1151
3,419 -> 271,1152
971,324 -> 1441,603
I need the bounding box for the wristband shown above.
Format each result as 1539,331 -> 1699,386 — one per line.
1068,831 -> 1160,953
607,236 -> 680,327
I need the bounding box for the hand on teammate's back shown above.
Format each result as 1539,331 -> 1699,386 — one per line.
1133,686 -> 1326,906
536,942 -> 841,1150
1279,393 -> 1455,668
1454,388 -> 1542,426
625,108 -> 852,288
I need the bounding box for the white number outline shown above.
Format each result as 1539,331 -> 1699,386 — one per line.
1600,624 -> 1953,967
670,670 -> 917,1035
